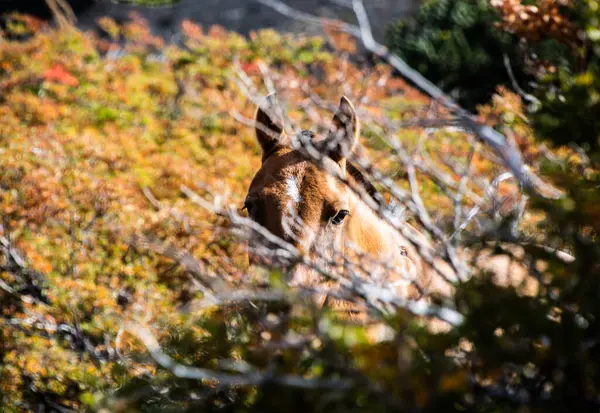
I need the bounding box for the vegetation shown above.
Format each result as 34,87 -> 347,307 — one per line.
387,0 -> 528,109
0,1 -> 598,411
0,13 -> 473,411
493,0 -> 600,151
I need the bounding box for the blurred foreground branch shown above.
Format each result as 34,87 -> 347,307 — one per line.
181,184 -> 465,326
128,323 -> 353,389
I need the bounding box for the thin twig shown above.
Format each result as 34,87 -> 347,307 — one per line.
128,322 -> 353,389
257,0 -> 558,197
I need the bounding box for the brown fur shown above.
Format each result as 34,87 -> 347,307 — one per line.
245,95 -> 446,331
243,95 -> 567,340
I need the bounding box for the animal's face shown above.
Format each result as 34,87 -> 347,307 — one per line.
244,95 -> 359,260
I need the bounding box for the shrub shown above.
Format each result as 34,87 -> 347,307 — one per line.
387,0 -> 528,109
1,5 -> 599,413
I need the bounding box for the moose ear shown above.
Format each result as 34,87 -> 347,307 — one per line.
255,93 -> 285,159
327,96 -> 359,163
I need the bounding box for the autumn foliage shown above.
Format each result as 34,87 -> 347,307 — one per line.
491,0 -> 577,46
0,5 -> 598,412
0,14 -> 473,411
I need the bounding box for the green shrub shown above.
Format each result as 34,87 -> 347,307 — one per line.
387,0 -> 527,109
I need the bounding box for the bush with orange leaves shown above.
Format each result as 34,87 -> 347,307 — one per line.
491,0 -> 578,47
1,8 -> 598,413
491,0 -> 600,150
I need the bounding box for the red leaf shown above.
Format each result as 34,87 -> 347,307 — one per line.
240,62 -> 259,74
43,64 -> 79,86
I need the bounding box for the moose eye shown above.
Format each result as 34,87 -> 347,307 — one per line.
331,209 -> 350,226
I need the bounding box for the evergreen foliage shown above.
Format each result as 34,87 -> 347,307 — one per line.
387,0 -> 528,109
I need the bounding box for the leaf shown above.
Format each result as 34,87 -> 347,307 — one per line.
43,64 -> 79,86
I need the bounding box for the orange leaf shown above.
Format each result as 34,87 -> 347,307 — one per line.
43,64 -> 79,86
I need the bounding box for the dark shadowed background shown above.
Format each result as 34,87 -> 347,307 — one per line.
0,0 -> 419,40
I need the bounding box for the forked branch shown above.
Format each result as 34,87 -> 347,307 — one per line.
257,0 -> 559,198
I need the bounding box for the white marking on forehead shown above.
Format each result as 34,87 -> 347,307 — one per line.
286,176 -> 302,203
326,173 -> 339,195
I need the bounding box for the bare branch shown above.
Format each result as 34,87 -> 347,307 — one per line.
181,184 -> 465,326
503,54 -> 540,106
128,322 -> 353,389
257,0 -> 558,197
